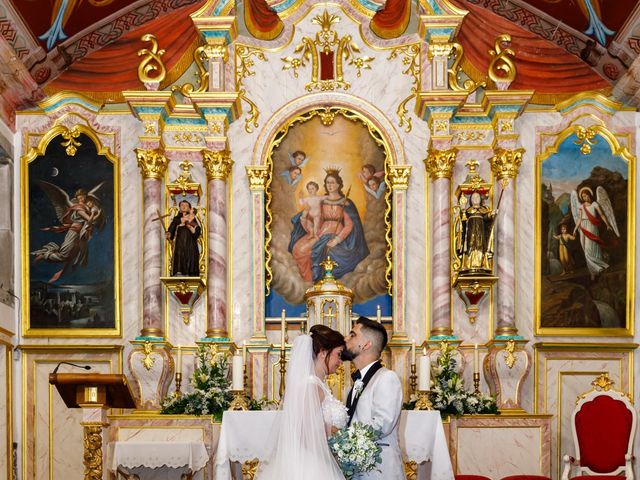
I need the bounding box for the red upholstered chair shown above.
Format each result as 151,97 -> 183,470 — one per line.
561,373 -> 636,480
455,476 -> 492,480
501,476 -> 551,480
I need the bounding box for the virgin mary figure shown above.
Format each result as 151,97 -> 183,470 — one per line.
288,169 -> 369,282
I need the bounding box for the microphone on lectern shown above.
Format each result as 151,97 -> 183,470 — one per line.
51,362 -> 92,374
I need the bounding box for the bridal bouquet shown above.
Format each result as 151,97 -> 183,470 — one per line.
328,422 -> 382,479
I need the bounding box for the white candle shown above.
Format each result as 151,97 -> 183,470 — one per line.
281,309 -> 287,347
376,305 -> 382,323
232,354 -> 244,390
418,350 -> 430,391
474,344 -> 479,374
177,345 -> 182,373
411,339 -> 416,365
242,340 -> 247,365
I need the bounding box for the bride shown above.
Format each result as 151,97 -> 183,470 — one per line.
257,324 -> 348,479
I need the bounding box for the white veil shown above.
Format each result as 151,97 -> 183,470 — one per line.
257,334 -> 345,480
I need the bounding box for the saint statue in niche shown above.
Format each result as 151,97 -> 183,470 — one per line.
454,191 -> 496,273
165,199 -> 201,276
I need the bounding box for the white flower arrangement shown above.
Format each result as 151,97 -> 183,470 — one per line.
352,379 -> 364,398
328,422 -> 382,479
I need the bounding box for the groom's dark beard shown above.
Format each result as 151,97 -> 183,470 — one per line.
340,347 -> 358,361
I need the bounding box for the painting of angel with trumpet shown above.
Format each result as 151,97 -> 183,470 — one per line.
537,130 -> 632,335
25,130 -> 118,334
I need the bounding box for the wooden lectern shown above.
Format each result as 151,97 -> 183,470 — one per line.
50,373 -> 136,480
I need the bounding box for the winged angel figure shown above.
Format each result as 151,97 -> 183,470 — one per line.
31,180 -> 105,283
570,185 -> 619,280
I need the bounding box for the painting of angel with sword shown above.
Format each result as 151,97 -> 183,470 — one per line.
570,185 -> 619,281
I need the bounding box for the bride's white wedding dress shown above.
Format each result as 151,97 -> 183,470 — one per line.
256,335 -> 346,480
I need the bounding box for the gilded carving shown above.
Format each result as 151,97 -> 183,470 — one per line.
235,44 -> 267,133
388,165 -> 412,190
144,121 -> 157,134
203,149 -> 233,181
60,126 -> 82,156
142,341 -> 155,370
404,461 -> 418,480
245,166 -> 269,190
136,148 -> 168,179
427,42 -> 454,60
488,34 -> 516,87
137,34 -> 166,85
503,339 -> 516,368
490,147 -> 524,182
242,459 -> 259,479
574,125 -> 598,155
83,425 -> 103,480
592,373 -> 614,391
448,43 -> 485,93
453,131 -> 487,143
388,43 -> 421,132
173,45 -> 210,96
172,132 -> 202,144
424,148 -> 457,180
281,10 -> 374,92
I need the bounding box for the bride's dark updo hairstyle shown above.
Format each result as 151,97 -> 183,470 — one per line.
310,324 -> 345,368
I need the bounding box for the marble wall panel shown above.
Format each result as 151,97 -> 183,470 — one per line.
0,337 -> 12,480
534,346 -> 634,479
21,346 -> 122,480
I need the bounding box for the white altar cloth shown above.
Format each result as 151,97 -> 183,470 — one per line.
215,410 -> 453,480
109,441 -> 209,479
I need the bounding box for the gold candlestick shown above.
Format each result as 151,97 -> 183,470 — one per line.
278,346 -> 287,402
229,389 -> 250,410
409,363 -> 417,394
473,372 -> 480,394
414,390 -> 433,410
175,372 -> 183,397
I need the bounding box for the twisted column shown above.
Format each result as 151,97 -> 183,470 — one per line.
424,148 -> 457,337
203,149 -> 233,338
490,148 -> 523,337
136,148 -> 168,338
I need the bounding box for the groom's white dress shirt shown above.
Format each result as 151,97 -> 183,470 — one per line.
350,363 -> 406,480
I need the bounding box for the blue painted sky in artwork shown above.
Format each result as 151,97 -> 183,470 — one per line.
266,290 -> 392,318
542,133 -> 627,197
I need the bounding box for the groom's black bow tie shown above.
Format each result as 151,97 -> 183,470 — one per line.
351,370 -> 361,381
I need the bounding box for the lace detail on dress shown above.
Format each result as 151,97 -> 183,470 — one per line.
321,384 -> 348,429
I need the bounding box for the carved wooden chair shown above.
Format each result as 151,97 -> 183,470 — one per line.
561,373 -> 636,480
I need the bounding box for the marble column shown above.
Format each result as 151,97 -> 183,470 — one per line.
136,148 -> 168,338
489,148 -> 523,337
424,148 -> 457,338
203,149 -> 233,339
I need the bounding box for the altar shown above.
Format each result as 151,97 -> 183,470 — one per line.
216,410 -> 453,480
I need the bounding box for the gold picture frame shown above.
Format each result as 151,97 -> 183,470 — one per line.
21,123 -> 121,337
535,120 -> 635,336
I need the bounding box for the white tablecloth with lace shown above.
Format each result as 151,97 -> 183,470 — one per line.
109,441 -> 209,479
215,410 -> 453,480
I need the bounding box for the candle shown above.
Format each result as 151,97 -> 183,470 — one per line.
376,305 -> 382,323
177,345 -> 182,373
474,344 -> 479,374
281,309 -> 287,348
411,339 -> 416,365
418,351 -> 430,391
232,354 -> 244,390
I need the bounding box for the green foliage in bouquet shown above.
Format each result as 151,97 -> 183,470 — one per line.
405,341 -> 498,417
328,422 -> 382,480
160,346 -> 232,420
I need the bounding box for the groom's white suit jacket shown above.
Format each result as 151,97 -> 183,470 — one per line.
350,366 -> 406,480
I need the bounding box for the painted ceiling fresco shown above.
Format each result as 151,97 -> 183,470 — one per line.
11,0 -> 134,50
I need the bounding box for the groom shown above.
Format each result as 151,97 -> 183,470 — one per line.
342,317 -> 406,480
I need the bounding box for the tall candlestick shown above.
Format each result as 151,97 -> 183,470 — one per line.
177,345 -> 182,373
411,339 -> 416,365
376,305 -> 382,323
474,344 -> 479,374
418,351 -> 430,391
232,354 -> 244,390
281,309 -> 287,348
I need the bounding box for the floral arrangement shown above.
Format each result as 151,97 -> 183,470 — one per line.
405,342 -> 498,417
160,346 -> 232,419
328,422 -> 382,479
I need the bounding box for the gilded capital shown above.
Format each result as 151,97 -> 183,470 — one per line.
388,165 -> 412,190
424,148 -> 457,180
136,148 -> 168,179
490,147 -> 524,181
427,42 -> 454,60
203,41 -> 229,62
245,166 -> 269,190
203,149 -> 233,181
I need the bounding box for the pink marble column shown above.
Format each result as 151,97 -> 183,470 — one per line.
490,148 -> 523,337
424,149 -> 457,337
136,148 -> 168,338
203,150 -> 233,339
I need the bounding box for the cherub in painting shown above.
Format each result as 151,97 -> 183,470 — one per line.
570,186 -> 619,280
31,181 -> 105,283
288,150 -> 309,168
297,181 -> 327,239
